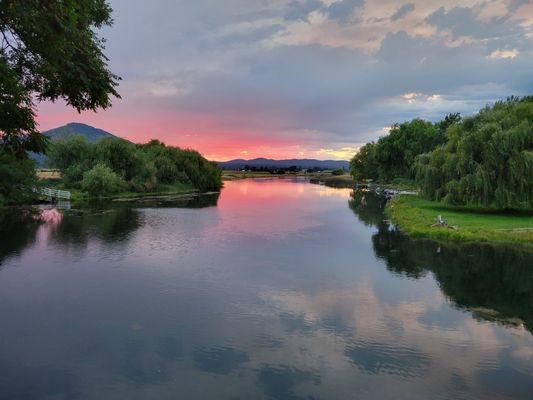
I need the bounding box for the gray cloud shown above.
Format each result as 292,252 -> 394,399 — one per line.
55,0 -> 533,154
391,3 -> 415,21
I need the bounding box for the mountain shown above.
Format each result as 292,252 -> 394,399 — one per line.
217,158 -> 350,170
32,123 -> 126,166
41,122 -> 121,143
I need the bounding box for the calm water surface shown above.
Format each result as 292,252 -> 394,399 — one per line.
0,178 -> 532,399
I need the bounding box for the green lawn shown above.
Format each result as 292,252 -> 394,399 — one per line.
386,195 -> 533,249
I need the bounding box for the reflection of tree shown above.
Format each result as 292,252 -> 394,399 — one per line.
50,207 -> 142,250
0,209 -> 41,267
1,194 -> 221,260
348,190 -> 387,227
348,189 -> 533,333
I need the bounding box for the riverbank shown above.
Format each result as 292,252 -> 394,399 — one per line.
41,181 -> 199,203
386,195 -> 533,249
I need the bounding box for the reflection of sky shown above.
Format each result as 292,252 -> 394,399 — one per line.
0,179 -> 532,399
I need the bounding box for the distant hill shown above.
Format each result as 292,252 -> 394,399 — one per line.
42,122 -> 122,143
32,123 -> 126,166
217,158 -> 350,171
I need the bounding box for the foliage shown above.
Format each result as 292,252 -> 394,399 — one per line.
331,168 -> 345,176
46,135 -> 95,184
48,137 -> 223,195
0,0 -> 119,156
140,140 -> 222,192
350,142 -> 378,181
0,149 -> 39,205
373,119 -> 445,181
415,97 -> 533,209
81,163 -> 126,195
350,117 -> 449,182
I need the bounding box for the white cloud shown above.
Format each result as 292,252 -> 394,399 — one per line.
488,48 -> 519,59
401,92 -> 442,103
316,146 -> 359,160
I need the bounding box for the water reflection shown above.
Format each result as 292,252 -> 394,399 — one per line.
0,208 -> 42,267
0,181 -> 532,399
349,189 -> 533,333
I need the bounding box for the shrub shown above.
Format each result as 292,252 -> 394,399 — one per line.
81,163 -> 126,196
332,169 -> 344,176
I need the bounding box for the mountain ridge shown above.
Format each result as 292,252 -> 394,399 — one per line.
41,122 -> 125,143
217,157 -> 349,170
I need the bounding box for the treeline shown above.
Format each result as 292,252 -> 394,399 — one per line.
47,137 -> 222,195
350,97 -> 533,210
241,165 -> 328,174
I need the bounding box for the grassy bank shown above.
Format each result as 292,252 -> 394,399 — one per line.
386,195 -> 533,249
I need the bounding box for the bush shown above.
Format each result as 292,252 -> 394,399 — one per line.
81,163 -> 126,196
332,169 -> 344,176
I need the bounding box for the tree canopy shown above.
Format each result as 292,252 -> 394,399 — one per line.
350,117 -> 452,183
415,97 -> 533,210
0,0 -> 119,156
47,137 -> 223,195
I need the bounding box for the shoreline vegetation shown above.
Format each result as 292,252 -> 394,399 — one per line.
348,97 -> 533,249
0,137 -> 223,206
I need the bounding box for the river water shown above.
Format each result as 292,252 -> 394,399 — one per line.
0,178 -> 532,399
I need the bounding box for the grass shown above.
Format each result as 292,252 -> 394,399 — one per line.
386,195 -> 533,249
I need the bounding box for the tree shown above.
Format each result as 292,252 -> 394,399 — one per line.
415,97 -> 533,209
0,0 -> 120,156
373,119 -> 443,181
350,142 -> 378,181
350,118 -> 447,183
48,137 -> 223,195
0,149 -> 39,205
47,135 -> 95,184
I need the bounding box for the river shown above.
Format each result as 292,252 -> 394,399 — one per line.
0,178 -> 532,399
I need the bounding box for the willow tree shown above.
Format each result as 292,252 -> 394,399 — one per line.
415,97 -> 533,210
0,0 -> 120,156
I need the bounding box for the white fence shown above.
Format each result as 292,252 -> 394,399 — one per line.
41,187 -> 72,200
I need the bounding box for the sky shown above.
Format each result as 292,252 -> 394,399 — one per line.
36,0 -> 533,161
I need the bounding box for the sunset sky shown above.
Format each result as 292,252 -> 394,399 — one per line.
37,0 -> 533,161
